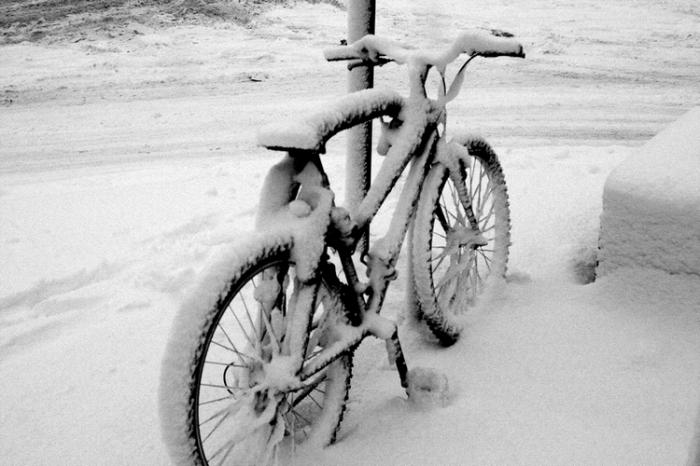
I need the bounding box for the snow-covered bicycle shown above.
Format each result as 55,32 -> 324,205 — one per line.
160,30 -> 524,465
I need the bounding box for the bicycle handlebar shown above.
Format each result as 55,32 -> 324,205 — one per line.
324,30 -> 525,69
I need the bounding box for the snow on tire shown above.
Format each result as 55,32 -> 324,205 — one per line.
159,237 -> 352,465
411,137 -> 510,345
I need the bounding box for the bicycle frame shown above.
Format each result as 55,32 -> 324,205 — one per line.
255,58 -> 485,392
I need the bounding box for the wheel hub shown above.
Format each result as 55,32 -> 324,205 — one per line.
445,227 -> 487,252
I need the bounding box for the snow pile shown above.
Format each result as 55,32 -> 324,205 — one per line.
406,367 -> 450,409
598,107 -> 700,276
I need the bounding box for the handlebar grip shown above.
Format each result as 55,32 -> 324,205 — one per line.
455,32 -> 525,59
477,43 -> 525,58
323,46 -> 360,62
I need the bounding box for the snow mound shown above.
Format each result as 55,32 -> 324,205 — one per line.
407,367 -> 450,409
598,107 -> 700,276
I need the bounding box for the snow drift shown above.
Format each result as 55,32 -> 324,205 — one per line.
598,107 -> 700,276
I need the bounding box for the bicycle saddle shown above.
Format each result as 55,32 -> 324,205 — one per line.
257,88 -> 403,153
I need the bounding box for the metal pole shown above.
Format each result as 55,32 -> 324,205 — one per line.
346,0 -> 375,255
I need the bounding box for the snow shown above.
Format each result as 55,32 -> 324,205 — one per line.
1,0 -> 700,464
257,87 -> 403,152
296,267 -> 700,465
406,366 -> 450,409
599,107 -> 700,276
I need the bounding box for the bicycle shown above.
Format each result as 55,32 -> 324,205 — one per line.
160,29 -> 524,465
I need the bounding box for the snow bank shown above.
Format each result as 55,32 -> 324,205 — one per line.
598,107 -> 700,276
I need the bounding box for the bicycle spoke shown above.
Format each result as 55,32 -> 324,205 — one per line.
216,323 -> 248,366
476,175 -> 491,212
441,195 -> 459,223
477,250 -> 493,272
449,190 -> 469,227
200,404 -> 231,429
474,256 -> 481,286
434,204 -> 451,233
470,256 -> 479,301
448,181 -> 462,223
210,340 -> 255,364
307,393 -> 323,410
205,360 -> 248,368
211,340 -> 256,364
448,177 -> 457,203
432,252 -> 448,271
260,308 -> 282,354
292,377 -> 323,409
291,409 -> 313,427
431,238 -> 447,252
474,167 -> 484,215
200,394 -> 238,406
479,179 -> 494,214
468,157 -> 476,198
215,440 -> 238,466
242,292 -> 261,345
234,295 -> 258,350
201,380 -> 247,390
477,261 -> 485,286
479,197 -> 496,227
455,265 -> 469,308
440,197 -> 459,223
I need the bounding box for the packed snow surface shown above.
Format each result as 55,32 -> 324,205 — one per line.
599,107 -> 700,276
1,0 -> 700,464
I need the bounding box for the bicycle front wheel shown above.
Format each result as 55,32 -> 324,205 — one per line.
412,137 -> 510,345
160,240 -> 352,466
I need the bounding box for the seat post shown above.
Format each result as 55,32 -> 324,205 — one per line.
346,0 -> 375,256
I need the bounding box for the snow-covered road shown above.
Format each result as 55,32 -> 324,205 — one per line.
1,0 -> 700,464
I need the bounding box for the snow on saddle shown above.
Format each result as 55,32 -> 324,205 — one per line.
257,88 -> 403,153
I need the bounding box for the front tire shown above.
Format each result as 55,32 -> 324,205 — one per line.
412,137 -> 510,345
160,239 -> 352,465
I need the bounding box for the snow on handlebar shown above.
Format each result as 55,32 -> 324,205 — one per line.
324,30 -> 525,70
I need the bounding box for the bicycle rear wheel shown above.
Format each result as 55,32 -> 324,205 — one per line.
412,137 -> 510,345
160,240 -> 352,466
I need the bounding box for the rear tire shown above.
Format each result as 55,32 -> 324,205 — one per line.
160,239 -> 352,465
412,137 -> 510,345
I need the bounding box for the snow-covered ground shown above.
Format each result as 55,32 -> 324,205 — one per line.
1,0 -> 700,464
